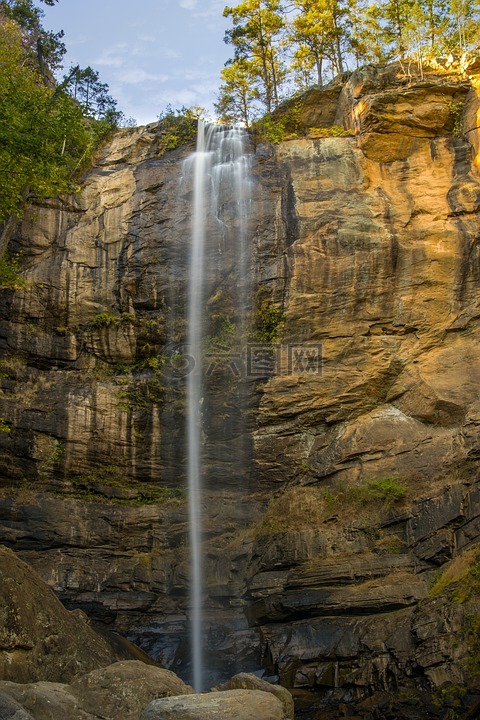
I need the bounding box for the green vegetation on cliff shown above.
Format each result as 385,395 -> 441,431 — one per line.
256,476 -> 408,535
217,0 -> 480,126
0,0 -> 126,234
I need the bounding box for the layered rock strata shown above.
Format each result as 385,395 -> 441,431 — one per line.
0,63 -> 480,713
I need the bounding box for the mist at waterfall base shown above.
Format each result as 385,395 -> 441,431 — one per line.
183,121 -> 253,691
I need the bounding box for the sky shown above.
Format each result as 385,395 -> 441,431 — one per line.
40,0 -> 233,126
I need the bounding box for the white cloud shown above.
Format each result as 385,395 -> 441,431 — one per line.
120,69 -> 170,85
180,0 -> 198,8
94,44 -> 129,68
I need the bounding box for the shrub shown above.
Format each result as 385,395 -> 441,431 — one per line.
429,547 -> 480,600
250,288 -> 285,343
350,477 -> 407,507
156,105 -> 207,154
91,312 -> 119,329
0,253 -> 25,290
0,418 -> 11,433
71,464 -> 185,505
308,126 -> 353,138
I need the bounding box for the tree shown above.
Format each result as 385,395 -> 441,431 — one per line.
0,16 -> 116,240
288,0 -> 350,87
349,1 -> 393,66
64,65 -> 121,122
223,0 -> 287,114
447,0 -> 480,54
216,58 -> 260,126
0,0 -> 65,78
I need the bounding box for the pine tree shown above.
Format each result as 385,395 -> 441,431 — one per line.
288,0 -> 351,87
223,0 -> 287,114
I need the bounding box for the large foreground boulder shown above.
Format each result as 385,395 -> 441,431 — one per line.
213,672 -> 294,719
0,545 -> 133,683
69,661 -> 193,718
0,661 -> 193,720
140,689 -> 288,720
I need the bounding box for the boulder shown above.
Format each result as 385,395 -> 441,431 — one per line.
213,672 -> 294,719
0,546 -> 136,683
0,681 -> 92,720
69,661 -> 194,718
140,689 -> 287,720
0,661 -> 194,720
0,692 -> 34,720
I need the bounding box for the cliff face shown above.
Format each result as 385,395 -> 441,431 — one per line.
1,63 -> 480,711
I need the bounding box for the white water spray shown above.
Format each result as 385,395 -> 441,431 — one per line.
185,120 -> 252,691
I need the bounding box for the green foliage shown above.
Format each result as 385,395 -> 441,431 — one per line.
432,684 -> 464,719
49,440 -> 63,463
0,0 -> 66,72
251,288 -> 285,343
71,464 -> 185,506
63,65 -> 123,123
309,125 -> 353,137
256,476 -> 408,536
136,315 -> 165,359
216,58 -> 259,127
320,477 -> 407,512
0,253 -> 25,289
0,11 -> 125,224
429,547 -> 480,600
205,314 -> 236,351
116,374 -> 166,412
223,0 -> 286,115
463,613 -> 480,678
38,436 -> 64,478
0,417 -> 11,433
221,0 -> 480,124
253,97 -> 304,144
447,99 -> 465,137
91,312 -> 120,329
289,0 -> 348,86
156,106 -> 206,154
349,477 -> 407,506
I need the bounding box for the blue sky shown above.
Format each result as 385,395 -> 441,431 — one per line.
41,0 -> 232,125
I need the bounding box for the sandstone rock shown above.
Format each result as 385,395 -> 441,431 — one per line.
0,661 -> 194,720
69,661 -> 194,719
351,81 -> 470,138
0,681 -> 93,720
213,672 -> 294,719
0,64 -> 480,707
0,692 -> 34,720
0,546 -> 132,683
140,689 -> 287,720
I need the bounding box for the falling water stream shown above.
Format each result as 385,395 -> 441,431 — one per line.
184,121 -> 252,691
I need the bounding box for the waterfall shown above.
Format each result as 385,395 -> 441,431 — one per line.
184,120 -> 252,691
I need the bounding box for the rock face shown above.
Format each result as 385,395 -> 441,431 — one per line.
0,545 -> 139,683
1,62 -> 480,713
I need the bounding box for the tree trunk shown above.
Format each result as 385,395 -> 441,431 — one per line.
315,50 -> 324,88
